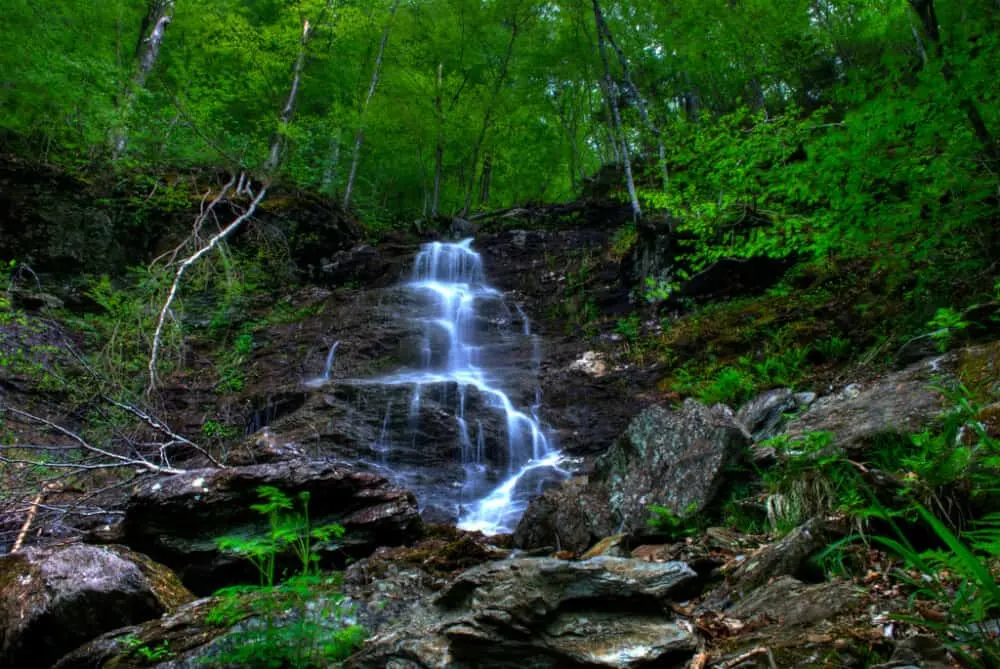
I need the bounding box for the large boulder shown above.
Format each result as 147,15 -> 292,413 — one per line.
514,400 -> 749,553
782,354 -> 953,453
118,461 -> 422,594
512,478 -> 616,553
0,543 -> 193,668
347,556 -> 700,669
597,399 -> 750,531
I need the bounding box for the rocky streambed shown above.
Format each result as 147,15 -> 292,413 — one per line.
3,339 -> 994,667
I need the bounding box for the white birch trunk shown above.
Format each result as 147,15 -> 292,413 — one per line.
593,0 -> 640,218
343,0 -> 401,210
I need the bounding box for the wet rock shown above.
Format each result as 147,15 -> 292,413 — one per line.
55,563 -> 431,669
316,244 -> 388,286
597,399 -> 750,531
0,543 -> 194,668
568,350 -> 608,377
227,426 -> 306,465
118,461 -> 422,594
450,217 -> 477,238
513,478 -> 615,554
347,556 -> 700,669
871,635 -> 951,669
621,217 -> 792,304
9,287 -> 63,311
515,400 -> 749,553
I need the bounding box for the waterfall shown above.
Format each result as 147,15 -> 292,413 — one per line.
321,341 -> 340,380
377,238 -> 566,534
303,340 -> 340,388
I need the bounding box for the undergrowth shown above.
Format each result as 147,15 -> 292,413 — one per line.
206,486 -> 365,668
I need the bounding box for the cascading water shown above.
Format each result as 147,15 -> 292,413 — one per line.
303,340 -> 340,388
374,239 -> 566,534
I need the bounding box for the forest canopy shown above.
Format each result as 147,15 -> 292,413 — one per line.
1,0 -> 997,281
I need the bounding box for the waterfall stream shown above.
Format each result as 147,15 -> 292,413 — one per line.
373,239 -> 566,534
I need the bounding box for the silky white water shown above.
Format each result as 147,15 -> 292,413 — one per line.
379,239 -> 565,534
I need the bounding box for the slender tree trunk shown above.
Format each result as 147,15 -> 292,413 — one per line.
263,19 -> 313,175
909,0 -> 995,158
593,0 -> 640,218
322,130 -> 342,195
594,8 -> 668,190
479,154 -> 492,206
343,0 -> 401,210
431,63 -> 444,218
460,17 -> 520,217
112,0 -> 175,159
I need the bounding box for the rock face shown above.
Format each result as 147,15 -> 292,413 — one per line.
783,354 -> 952,452
512,478 -> 616,552
726,576 -> 863,628
119,461 -> 422,594
598,399 -> 750,531
347,556 -> 700,669
516,400 -> 749,552
0,543 -> 193,668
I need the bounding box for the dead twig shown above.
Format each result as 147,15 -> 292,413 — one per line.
147,177 -> 268,395
715,646 -> 777,669
5,408 -> 184,474
11,483 -> 60,553
104,396 -> 220,467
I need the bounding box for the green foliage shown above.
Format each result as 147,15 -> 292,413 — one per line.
759,431 -> 868,532
698,366 -> 757,407
608,223 -> 638,260
646,504 -> 699,541
927,307 -> 971,352
874,507 -> 1000,667
68,270 -> 174,391
641,276 -> 679,304
120,635 -> 173,664
670,344 -> 811,407
216,486 -> 344,586
613,313 -> 641,344
814,335 -> 852,361
208,486 -> 364,668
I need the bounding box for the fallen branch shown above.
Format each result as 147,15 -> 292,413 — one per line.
715,646 -> 777,669
150,173 -> 237,268
104,396 -> 221,467
5,407 -> 184,474
11,483 -> 59,553
147,178 -> 268,395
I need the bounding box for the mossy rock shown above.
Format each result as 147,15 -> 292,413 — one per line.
957,339 -> 1000,401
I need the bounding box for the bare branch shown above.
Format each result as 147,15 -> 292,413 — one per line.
146,180 -> 268,396
6,407 -> 184,474
11,484 -> 59,553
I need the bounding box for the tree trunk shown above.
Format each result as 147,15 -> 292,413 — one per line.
593,0 -> 640,218
479,154 -> 492,206
112,0 -> 175,159
343,0 -> 401,210
263,19 -> 313,176
460,17 -> 520,217
593,8 -> 669,191
909,0 -> 995,157
322,130 -> 342,195
431,63 -> 444,218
